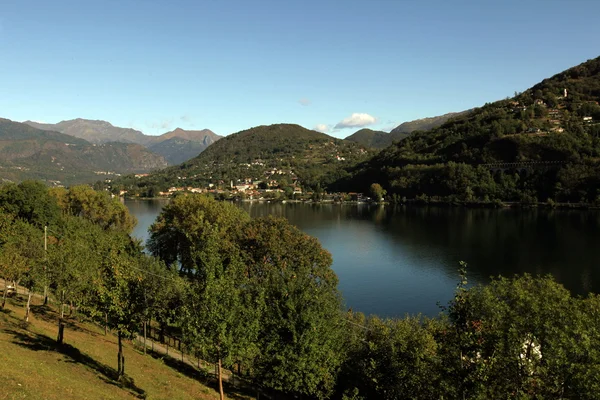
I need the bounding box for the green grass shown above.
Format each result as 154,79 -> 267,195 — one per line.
0,295 -> 253,400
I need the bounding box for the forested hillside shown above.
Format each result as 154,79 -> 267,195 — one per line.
334,56 -> 600,204
109,124 -> 373,195
390,110 -> 470,135
345,128 -> 410,149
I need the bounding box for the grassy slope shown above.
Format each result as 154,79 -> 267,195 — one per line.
0,294 -> 249,400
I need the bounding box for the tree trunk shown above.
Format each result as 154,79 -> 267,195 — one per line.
104,312 -> 108,335
57,295 -> 65,344
143,320 -> 147,355
24,289 -> 32,321
217,357 -> 224,400
2,280 -> 7,308
117,331 -> 125,378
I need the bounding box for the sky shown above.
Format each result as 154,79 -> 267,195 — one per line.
1,0 -> 600,138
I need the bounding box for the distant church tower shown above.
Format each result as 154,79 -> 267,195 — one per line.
564,88 -> 568,98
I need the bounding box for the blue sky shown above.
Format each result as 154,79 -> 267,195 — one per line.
1,0 -> 599,138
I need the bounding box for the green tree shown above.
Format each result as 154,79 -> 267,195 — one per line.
51,185 -> 136,232
337,313 -> 440,400
180,224 -> 258,400
93,231 -> 145,379
47,216 -> 103,344
238,217 -> 345,399
148,194 -> 250,274
0,181 -> 60,228
440,269 -> 598,398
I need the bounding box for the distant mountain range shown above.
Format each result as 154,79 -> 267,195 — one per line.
24,119 -> 221,165
0,118 -> 167,185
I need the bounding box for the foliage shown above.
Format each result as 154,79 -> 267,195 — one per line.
334,56 -> 600,203
0,181 -> 61,228
49,185 -> 137,232
147,194 -> 249,273
345,128 -> 410,149
238,216 -> 345,399
336,313 -> 440,400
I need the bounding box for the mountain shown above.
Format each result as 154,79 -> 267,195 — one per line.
345,113 -> 470,149
156,127 -> 220,143
109,123 -> 373,194
333,56 -> 600,204
345,128 -> 411,149
23,120 -> 221,164
24,118 -> 151,145
0,118 -> 167,185
148,128 -> 221,164
390,111 -> 470,135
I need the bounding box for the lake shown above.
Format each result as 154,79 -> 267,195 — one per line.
127,199 -> 600,318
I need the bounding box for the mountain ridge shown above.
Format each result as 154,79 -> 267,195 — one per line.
0,118 -> 167,185
333,56 -> 600,204
23,119 -> 221,164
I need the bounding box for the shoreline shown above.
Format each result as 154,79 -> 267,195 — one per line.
123,196 -> 600,210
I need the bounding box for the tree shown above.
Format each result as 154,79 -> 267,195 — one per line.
0,181 -> 60,228
440,269 -> 598,399
50,185 -> 136,232
149,194 -> 255,399
337,313 -> 440,400
238,217 -> 345,399
93,231 -> 145,379
0,219 -> 44,317
180,224 -> 258,400
47,216 -> 103,344
148,194 -> 250,274
369,183 -> 386,201
137,255 -> 184,354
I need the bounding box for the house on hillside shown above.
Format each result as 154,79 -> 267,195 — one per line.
548,109 -> 560,117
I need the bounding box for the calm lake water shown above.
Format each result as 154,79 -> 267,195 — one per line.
127,199 -> 600,318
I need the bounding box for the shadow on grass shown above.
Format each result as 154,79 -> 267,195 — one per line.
140,347 -> 256,400
29,304 -> 103,337
8,328 -> 147,399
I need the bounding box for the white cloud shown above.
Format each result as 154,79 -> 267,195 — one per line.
298,98 -> 311,106
334,113 -> 377,129
314,123 -> 331,133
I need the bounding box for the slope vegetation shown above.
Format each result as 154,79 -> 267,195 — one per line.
112,124 -> 372,192
390,111 -> 470,135
345,128 -> 410,149
335,56 -> 600,203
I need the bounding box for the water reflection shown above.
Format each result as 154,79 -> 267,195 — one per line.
126,199 -> 600,318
